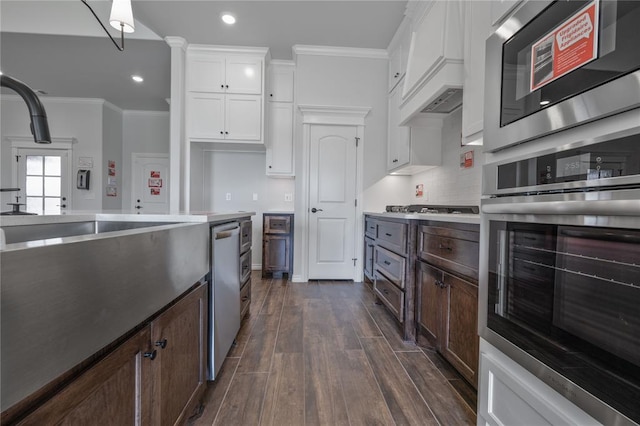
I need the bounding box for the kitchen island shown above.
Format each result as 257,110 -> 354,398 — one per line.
0,211 -> 253,424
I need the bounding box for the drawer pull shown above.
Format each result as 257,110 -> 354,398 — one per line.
382,289 -> 390,295
383,260 -> 391,265
143,350 -> 157,360
241,296 -> 249,302
385,233 -> 392,237
438,244 -> 453,252
435,280 -> 447,289
155,339 -> 168,349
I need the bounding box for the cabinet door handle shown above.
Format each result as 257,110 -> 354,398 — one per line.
220,131 -> 224,135
221,84 -> 224,89
270,93 -> 273,97
155,339 -> 168,349
225,85 -> 229,89
143,350 -> 157,360
383,260 -> 391,265
382,289 -> 390,295
385,233 -> 392,237
438,244 -> 452,252
225,131 -> 229,135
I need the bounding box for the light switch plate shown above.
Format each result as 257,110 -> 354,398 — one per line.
252,193 -> 258,201
284,193 -> 293,202
225,193 -> 231,201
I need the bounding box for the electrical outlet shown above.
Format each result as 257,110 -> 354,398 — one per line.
284,193 -> 293,202
252,193 -> 258,201
225,192 -> 231,201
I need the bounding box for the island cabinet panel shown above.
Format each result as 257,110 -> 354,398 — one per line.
11,283 -> 208,426
17,327 -> 153,426
150,283 -> 207,426
262,213 -> 293,278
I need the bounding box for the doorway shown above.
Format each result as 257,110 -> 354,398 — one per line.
132,153 -> 169,213
13,147 -> 71,214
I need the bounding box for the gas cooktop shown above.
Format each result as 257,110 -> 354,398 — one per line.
384,204 -> 479,214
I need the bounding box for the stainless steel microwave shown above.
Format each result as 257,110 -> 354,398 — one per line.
484,0 -> 640,152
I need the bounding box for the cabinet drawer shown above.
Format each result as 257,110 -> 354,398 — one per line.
374,273 -> 404,322
240,220 -> 252,253
374,245 -> 405,289
377,221 -> 407,254
265,215 -> 291,234
240,279 -> 251,318
418,226 -> 479,279
240,249 -> 252,283
365,217 -> 377,238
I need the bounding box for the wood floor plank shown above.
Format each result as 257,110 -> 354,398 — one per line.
304,339 -> 350,426
261,280 -> 287,315
213,373 -> 268,426
275,306 -> 303,353
365,302 -> 419,352
227,277 -> 272,358
236,313 -> 280,373
260,353 -> 305,426
348,300 -> 383,338
192,357 -> 239,426
396,351 -> 475,425
360,337 -> 438,425
336,349 -> 395,426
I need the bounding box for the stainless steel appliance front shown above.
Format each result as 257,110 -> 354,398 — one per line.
484,0 -> 640,152
480,189 -> 640,425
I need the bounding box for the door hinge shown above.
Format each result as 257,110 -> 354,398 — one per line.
354,199 -> 357,207
352,258 -> 357,266
355,137 -> 360,147
15,155 -> 20,162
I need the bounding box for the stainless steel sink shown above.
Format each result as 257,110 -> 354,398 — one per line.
1,221 -> 176,244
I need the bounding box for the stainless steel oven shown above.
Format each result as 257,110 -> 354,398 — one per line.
479,125 -> 640,425
484,0 -> 640,152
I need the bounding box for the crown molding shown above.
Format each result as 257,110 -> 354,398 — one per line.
292,45 -> 388,60
164,36 -> 187,50
187,44 -> 270,57
1,94 -> 106,106
123,110 -> 170,117
298,104 -> 371,126
269,59 -> 295,67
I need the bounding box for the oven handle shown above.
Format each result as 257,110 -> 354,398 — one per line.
482,198 -> 640,216
559,229 -> 640,244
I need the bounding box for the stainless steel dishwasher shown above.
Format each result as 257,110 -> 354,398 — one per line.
209,222 -> 241,380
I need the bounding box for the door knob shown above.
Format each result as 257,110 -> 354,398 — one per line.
311,208 -> 323,213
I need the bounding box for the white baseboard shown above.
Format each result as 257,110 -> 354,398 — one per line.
292,275 -> 306,283
252,263 -> 261,270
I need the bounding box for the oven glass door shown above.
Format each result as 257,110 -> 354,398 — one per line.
500,0 -> 640,127
487,220 -> 640,422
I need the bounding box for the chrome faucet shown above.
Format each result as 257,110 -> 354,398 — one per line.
1,75 -> 51,144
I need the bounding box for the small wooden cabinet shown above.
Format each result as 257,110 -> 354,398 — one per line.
16,283 -> 207,425
262,213 -> 293,278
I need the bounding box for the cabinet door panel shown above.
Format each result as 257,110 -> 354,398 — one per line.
225,57 -> 262,94
187,93 -> 225,140
187,54 -> 225,92
387,84 -> 410,171
266,102 -> 294,175
268,66 -> 294,102
225,95 -> 262,141
443,272 -> 478,387
150,283 -> 207,426
264,235 -> 289,272
19,328 -> 152,426
417,261 -> 442,346
264,215 -> 291,234
364,237 -> 375,279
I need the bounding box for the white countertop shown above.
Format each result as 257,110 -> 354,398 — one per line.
365,211 -> 481,225
0,210 -> 255,226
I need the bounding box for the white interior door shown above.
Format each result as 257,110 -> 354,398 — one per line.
132,154 -> 169,213
14,148 -> 71,214
308,125 -> 358,279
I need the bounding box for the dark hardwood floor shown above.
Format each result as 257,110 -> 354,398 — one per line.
190,272 -> 476,426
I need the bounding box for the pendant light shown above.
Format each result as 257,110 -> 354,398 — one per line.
81,0 -> 135,51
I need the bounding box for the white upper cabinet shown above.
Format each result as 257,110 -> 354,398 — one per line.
187,53 -> 262,94
461,0 -> 494,144
490,0 -> 523,26
267,65 -> 294,102
387,19 -> 411,93
388,46 -> 404,92
266,62 -> 295,176
185,46 -> 268,144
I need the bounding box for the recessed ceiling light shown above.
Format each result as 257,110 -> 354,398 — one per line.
540,100 -> 551,106
132,75 -> 144,83
221,13 -> 236,25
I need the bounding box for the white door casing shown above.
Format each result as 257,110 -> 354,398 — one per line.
296,105 -> 370,282
132,153 -> 170,213
308,125 -> 357,279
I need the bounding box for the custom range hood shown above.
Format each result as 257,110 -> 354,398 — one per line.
399,1 -> 464,124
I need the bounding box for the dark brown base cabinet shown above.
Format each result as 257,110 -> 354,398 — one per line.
262,214 -> 293,278
13,283 -> 207,426
417,261 -> 478,387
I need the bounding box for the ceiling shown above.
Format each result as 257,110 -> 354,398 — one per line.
0,0 -> 407,111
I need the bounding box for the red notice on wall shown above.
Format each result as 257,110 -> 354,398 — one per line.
530,0 -> 599,92
460,150 -> 474,169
